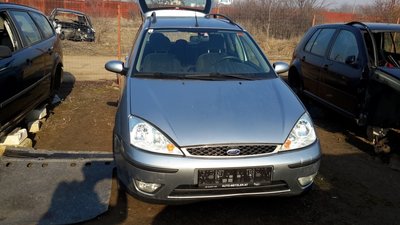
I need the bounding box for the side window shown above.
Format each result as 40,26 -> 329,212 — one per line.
0,13 -> 19,52
306,28 -> 336,56
9,11 -> 42,46
329,30 -> 359,63
29,12 -> 54,39
304,29 -> 335,56
304,29 -> 320,52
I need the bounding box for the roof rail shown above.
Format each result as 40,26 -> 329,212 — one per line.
150,11 -> 157,23
346,21 -> 368,28
205,13 -> 243,30
146,11 -> 156,29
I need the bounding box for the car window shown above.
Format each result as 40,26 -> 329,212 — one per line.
240,34 -> 263,68
29,12 -> 54,40
304,29 -> 320,52
9,11 -> 42,46
0,13 -> 19,52
134,29 -> 273,78
382,32 -> 400,54
329,30 -> 359,63
308,28 -> 335,56
144,0 -> 207,8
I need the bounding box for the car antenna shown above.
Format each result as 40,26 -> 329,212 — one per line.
195,12 -> 199,27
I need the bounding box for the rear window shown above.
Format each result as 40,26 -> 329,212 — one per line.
133,29 -> 273,78
29,12 -> 54,39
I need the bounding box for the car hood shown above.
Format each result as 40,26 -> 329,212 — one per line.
129,78 -> 305,147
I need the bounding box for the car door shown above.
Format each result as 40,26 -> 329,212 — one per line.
8,10 -> 47,108
0,11 -> 26,132
29,11 -> 56,93
321,28 -> 366,116
300,28 -> 336,98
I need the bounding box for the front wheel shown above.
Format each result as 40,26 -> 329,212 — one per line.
50,65 -> 63,99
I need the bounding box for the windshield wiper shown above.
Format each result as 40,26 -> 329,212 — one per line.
135,72 -> 258,80
134,72 -> 186,79
185,73 -> 256,80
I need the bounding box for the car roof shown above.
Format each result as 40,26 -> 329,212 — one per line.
0,2 -> 40,12
145,11 -> 243,31
313,22 -> 400,32
360,22 -> 400,32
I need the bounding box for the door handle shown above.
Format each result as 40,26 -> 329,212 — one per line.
323,64 -> 329,70
48,47 -> 54,54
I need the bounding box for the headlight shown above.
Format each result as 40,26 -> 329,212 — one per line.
129,116 -> 183,155
281,112 -> 316,151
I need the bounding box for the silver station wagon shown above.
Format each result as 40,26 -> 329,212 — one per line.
105,0 -> 321,204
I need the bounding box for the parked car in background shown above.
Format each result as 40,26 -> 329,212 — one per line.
0,3 -> 63,138
289,22 -> 400,153
49,8 -> 95,42
105,0 -> 321,204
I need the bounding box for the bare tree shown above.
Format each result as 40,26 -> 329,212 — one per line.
364,0 -> 400,22
222,0 -> 327,39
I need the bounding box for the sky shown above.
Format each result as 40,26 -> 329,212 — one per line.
326,0 -> 374,8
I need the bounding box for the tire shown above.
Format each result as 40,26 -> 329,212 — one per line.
50,65 -> 62,99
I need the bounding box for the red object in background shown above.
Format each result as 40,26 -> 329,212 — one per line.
4,0 -> 140,19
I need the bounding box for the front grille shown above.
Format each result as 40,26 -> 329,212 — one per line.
184,145 -> 277,157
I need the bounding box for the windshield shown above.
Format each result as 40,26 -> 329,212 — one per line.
133,29 -> 273,79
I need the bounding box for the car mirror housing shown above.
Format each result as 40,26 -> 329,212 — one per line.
105,60 -> 127,75
0,46 -> 12,58
273,62 -> 289,74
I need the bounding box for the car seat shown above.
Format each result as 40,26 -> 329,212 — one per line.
141,33 -> 182,73
170,39 -> 189,66
196,34 -> 227,72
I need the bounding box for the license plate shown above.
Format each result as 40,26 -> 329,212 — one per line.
198,167 -> 272,189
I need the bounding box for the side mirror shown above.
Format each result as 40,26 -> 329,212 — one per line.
345,55 -> 357,65
105,60 -> 127,75
273,62 -> 289,74
0,45 -> 12,59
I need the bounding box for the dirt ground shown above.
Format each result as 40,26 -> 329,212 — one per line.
30,70 -> 400,225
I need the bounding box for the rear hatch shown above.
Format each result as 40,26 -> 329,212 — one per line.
137,0 -> 213,15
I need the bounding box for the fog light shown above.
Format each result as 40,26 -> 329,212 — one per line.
298,173 -> 317,186
134,179 -> 161,193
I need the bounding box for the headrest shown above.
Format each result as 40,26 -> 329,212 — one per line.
208,34 -> 225,52
149,33 -> 171,52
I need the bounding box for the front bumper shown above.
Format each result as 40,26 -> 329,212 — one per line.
114,136 -> 321,204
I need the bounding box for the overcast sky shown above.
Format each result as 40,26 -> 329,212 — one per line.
326,0 -> 374,8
